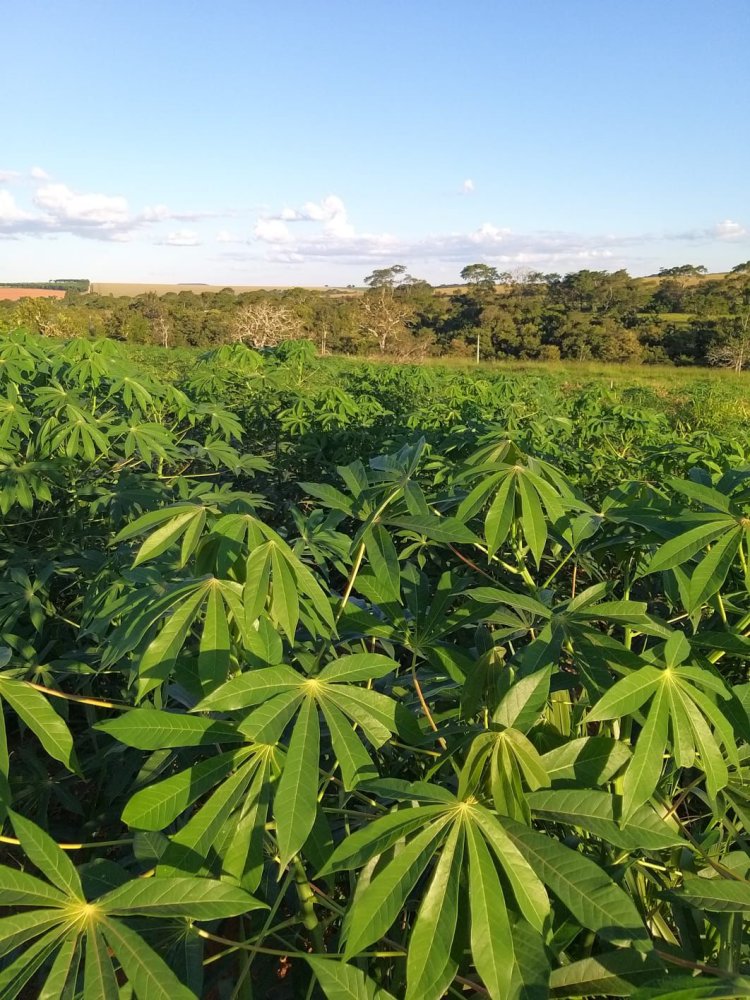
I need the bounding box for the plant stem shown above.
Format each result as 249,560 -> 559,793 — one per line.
291,855 -> 325,952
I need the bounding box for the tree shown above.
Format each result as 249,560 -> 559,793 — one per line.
707,314 -> 750,373
730,261 -> 750,274
460,263 -> 500,289
657,264 -> 708,278
231,301 -> 303,349
363,264 -> 410,289
358,285 -> 414,353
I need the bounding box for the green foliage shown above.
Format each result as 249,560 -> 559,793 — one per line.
3,262 -> 749,369
1,330 -> 750,997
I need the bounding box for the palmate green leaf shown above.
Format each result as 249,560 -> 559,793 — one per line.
359,778 -> 457,804
590,655 -> 733,816
38,931 -> 82,1000
549,949 -> 667,998
97,875 -> 264,918
244,541 -> 272,623
631,976 -> 750,999
503,818 -> 650,949
127,506 -> 207,568
587,665 -> 663,721
122,747 -> 253,830
687,526 -> 742,611
641,519 -> 734,575
0,822 -> 257,999
470,807 -> 550,933
383,514 -> 479,544
0,911 -> 68,958
668,476 -> 734,513
274,695 -> 320,867
493,666 -> 552,732
157,756 -> 260,877
270,546 -> 299,641
343,815 -> 452,958
623,683 -> 669,821
221,758 -> 272,890
83,925 -> 119,1000
507,917 -> 550,1000
136,585 -> 208,700
251,523 -> 335,631
198,582 -> 232,690
318,652 -> 398,684
0,677 -> 77,774
518,470 -> 547,565
676,875 -> 750,912
527,790 -> 681,850
541,736 -> 631,786
96,708 -> 241,749
100,917 -> 196,1000
364,524 -> 401,604
238,689 -> 303,743
10,810 -> 83,900
0,865 -> 69,907
319,805 -> 449,875
320,699 -> 378,789
195,664 -> 301,712
324,686 -> 405,747
306,956 -> 397,1000
0,926 -> 74,1000
678,690 -> 729,800
484,472 -> 515,555
405,821 -> 463,1000
465,820 -> 514,1000
691,631 -> 750,657
668,682 -> 696,768
456,469 -> 506,522
123,421 -> 178,465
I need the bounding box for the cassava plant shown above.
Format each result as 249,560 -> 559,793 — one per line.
1,330 -> 750,998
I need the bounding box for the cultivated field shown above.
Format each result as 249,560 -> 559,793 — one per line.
0,287 -> 66,300
1,331 -> 749,998
90,281 -> 347,295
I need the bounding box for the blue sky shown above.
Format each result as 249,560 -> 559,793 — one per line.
1,0 -> 748,284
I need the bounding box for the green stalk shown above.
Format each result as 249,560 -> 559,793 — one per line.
292,855 -> 325,952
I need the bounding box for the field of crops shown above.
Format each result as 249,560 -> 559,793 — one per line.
89,283 -> 340,296
1,330 -> 750,999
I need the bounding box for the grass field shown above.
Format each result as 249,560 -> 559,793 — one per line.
87,272 -> 730,298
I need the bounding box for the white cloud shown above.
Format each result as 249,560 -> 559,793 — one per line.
160,229 -> 201,247
0,172 -> 218,242
241,196 -> 750,275
713,219 -> 748,241
34,183 -> 130,227
0,170 -> 21,184
0,190 -> 33,224
142,204 -> 171,222
672,219 -> 750,244
216,229 -> 242,243
254,218 -> 292,243
275,195 -> 354,237
461,178 -> 475,194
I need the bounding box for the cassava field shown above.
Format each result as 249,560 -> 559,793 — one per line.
2,330 -> 750,999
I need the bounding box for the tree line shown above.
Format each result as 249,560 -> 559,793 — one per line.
1,261 -> 749,370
